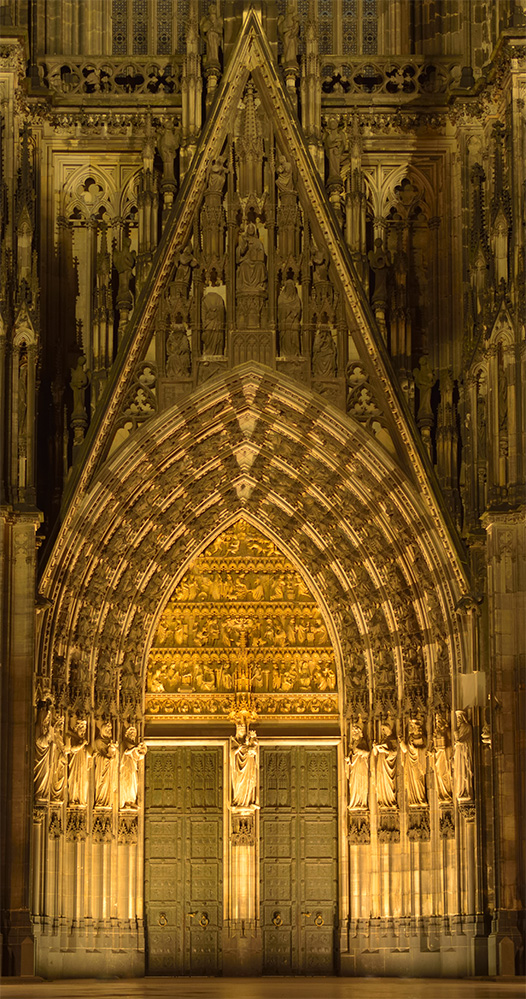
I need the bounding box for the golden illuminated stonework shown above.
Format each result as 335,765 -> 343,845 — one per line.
145,519 -> 338,719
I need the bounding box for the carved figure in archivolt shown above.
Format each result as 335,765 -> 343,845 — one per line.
345,720 -> 370,809
278,7 -> 299,68
119,725 -> 147,809
372,719 -> 398,808
231,725 -> 258,808
278,280 -> 301,356
400,716 -> 427,806
431,710 -> 453,802
453,710 -> 473,800
66,718 -> 91,806
202,292 -> 225,356
166,323 -> 191,376
93,722 -> 118,808
34,702 -> 53,800
50,716 -> 67,803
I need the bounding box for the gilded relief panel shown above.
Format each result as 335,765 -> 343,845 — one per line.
146,519 -> 338,719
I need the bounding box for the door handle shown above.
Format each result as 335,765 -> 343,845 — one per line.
301,911 -> 311,920
314,911 -> 324,926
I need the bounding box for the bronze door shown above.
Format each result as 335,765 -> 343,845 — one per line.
144,747 -> 223,975
260,745 -> 339,974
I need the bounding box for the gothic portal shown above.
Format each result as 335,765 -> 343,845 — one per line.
1,0 -> 525,982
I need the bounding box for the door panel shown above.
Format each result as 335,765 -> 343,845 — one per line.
144,747 -> 223,975
260,746 -> 338,975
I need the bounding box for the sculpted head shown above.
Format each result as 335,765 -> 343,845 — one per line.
100,721 -> 113,739
76,719 -> 87,738
125,725 -> 137,742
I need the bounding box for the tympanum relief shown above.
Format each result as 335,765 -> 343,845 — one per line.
146,519 -> 338,720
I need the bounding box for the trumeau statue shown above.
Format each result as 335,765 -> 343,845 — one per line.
93,721 -> 118,808
231,725 -> 258,808
345,720 -> 370,810
119,725 -> 147,809
66,718 -> 91,806
400,716 -> 427,806
372,719 -> 398,808
453,709 -> 473,800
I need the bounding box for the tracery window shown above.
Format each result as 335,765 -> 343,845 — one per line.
111,0 -> 177,55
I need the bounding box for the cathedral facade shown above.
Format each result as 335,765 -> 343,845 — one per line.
0,0 -> 525,980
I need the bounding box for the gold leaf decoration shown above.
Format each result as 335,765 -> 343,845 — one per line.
145,519 -> 337,718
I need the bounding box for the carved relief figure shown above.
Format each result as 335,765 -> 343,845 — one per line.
231,727 -> 258,808
206,156 -> 227,194
431,711 -> 453,802
277,7 -> 300,68
278,280 -> 301,356
400,716 -> 427,807
166,323 -> 191,376
119,725 -> 147,809
201,292 -> 225,356
34,703 -> 53,800
276,154 -> 294,194
372,719 -> 398,808
453,709 -> 473,800
345,721 -> 370,809
200,4 -> 223,66
93,721 -> 118,808
66,719 -> 91,806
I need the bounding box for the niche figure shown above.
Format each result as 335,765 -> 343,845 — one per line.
277,7 -> 300,68
312,324 -> 336,377
200,4 -> 223,66
278,280 -> 301,356
201,292 -> 225,356
113,236 -> 136,309
368,238 -> 391,306
236,223 -> 267,296
166,323 -> 191,376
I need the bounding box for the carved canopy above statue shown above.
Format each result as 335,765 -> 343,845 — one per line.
146,518 -> 338,719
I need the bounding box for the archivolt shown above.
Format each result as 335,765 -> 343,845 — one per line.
38,366 -> 469,727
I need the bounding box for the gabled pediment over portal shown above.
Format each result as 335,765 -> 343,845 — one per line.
59,10 -> 461,571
